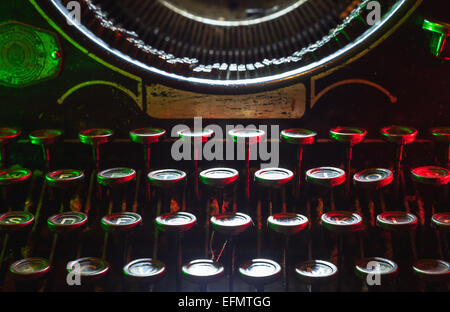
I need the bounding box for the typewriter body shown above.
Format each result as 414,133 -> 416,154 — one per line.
0,0 -> 449,292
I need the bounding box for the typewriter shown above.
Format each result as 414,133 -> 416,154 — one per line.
0,0 -> 449,293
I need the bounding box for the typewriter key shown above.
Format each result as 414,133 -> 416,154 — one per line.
380,125 -> 417,197
412,259 -> 450,282
156,212 -> 196,291
295,260 -> 338,285
0,128 -> 21,168
46,169 -> 85,189
432,213 -> 450,231
182,259 -> 224,291
47,211 -> 87,233
97,167 -> 136,188
411,166 -> 450,186
381,125 -> 417,145
330,127 -> 367,196
0,168 -> 32,186
147,169 -> 186,189
155,212 -> 197,233
280,128 -> 316,197
321,211 -> 363,233
123,258 -> 166,284
239,258 -> 281,292
254,167 -> 294,188
130,127 -> 166,200
376,211 -> 418,232
0,211 -> 34,232
268,213 -> 309,291
330,127 -> 367,145
353,168 -> 393,190
79,128 -> 114,170
430,127 -> 450,169
0,127 -> 21,146
211,212 -> 252,291
67,257 -> 110,282
355,257 -> 398,284
178,128 -> 215,200
210,212 -> 252,236
281,128 -> 316,145
130,127 -> 166,145
101,211 -> 142,233
29,129 -> 63,171
228,128 -> 266,200
199,168 -> 239,188
200,168 -> 239,254
306,167 -> 346,188
148,169 -> 186,216
267,213 -> 309,236
10,257 -> 50,281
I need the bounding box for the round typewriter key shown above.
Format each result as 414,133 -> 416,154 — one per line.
45,169 -> 85,189
210,212 -> 252,236
155,212 -> 196,291
412,259 -> 450,282
67,257 -> 110,282
267,213 -> 309,236
10,257 -> 50,281
254,167 -> 294,188
200,167 -> 238,213
280,128 -> 316,145
211,212 -> 252,291
79,128 -> 114,146
130,127 -> 166,145
376,211 -> 418,231
380,125 -> 417,145
79,128 -> 114,171
381,125 -> 417,197
306,167 -> 346,188
411,166 -> 450,186
0,128 -> 21,168
355,257 -> 398,282
0,168 -> 32,186
353,168 -> 393,189
101,211 -> 142,232
0,211 -> 34,232
155,212 -> 196,233
199,168 -> 239,188
430,127 -> 450,169
178,128 -> 215,201
130,127 -> 167,200
321,211 -> 363,233
432,213 -> 450,231
0,127 -> 21,145
182,259 -> 225,287
47,211 -> 87,233
97,167 -> 136,188
29,129 -> 63,171
239,258 -> 281,291
228,128 -> 265,144
295,260 -> 338,284
329,127 -> 367,145
177,128 -> 214,143
228,128 -> 266,200
280,129 -> 316,198
430,127 -> 450,143
147,169 -> 186,188
268,213 -> 308,291
123,258 -> 166,284
330,127 -> 366,196
29,129 -> 62,146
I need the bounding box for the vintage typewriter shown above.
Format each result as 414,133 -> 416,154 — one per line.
0,0 -> 449,293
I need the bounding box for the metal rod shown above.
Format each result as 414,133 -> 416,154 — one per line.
296,146 -> 304,201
